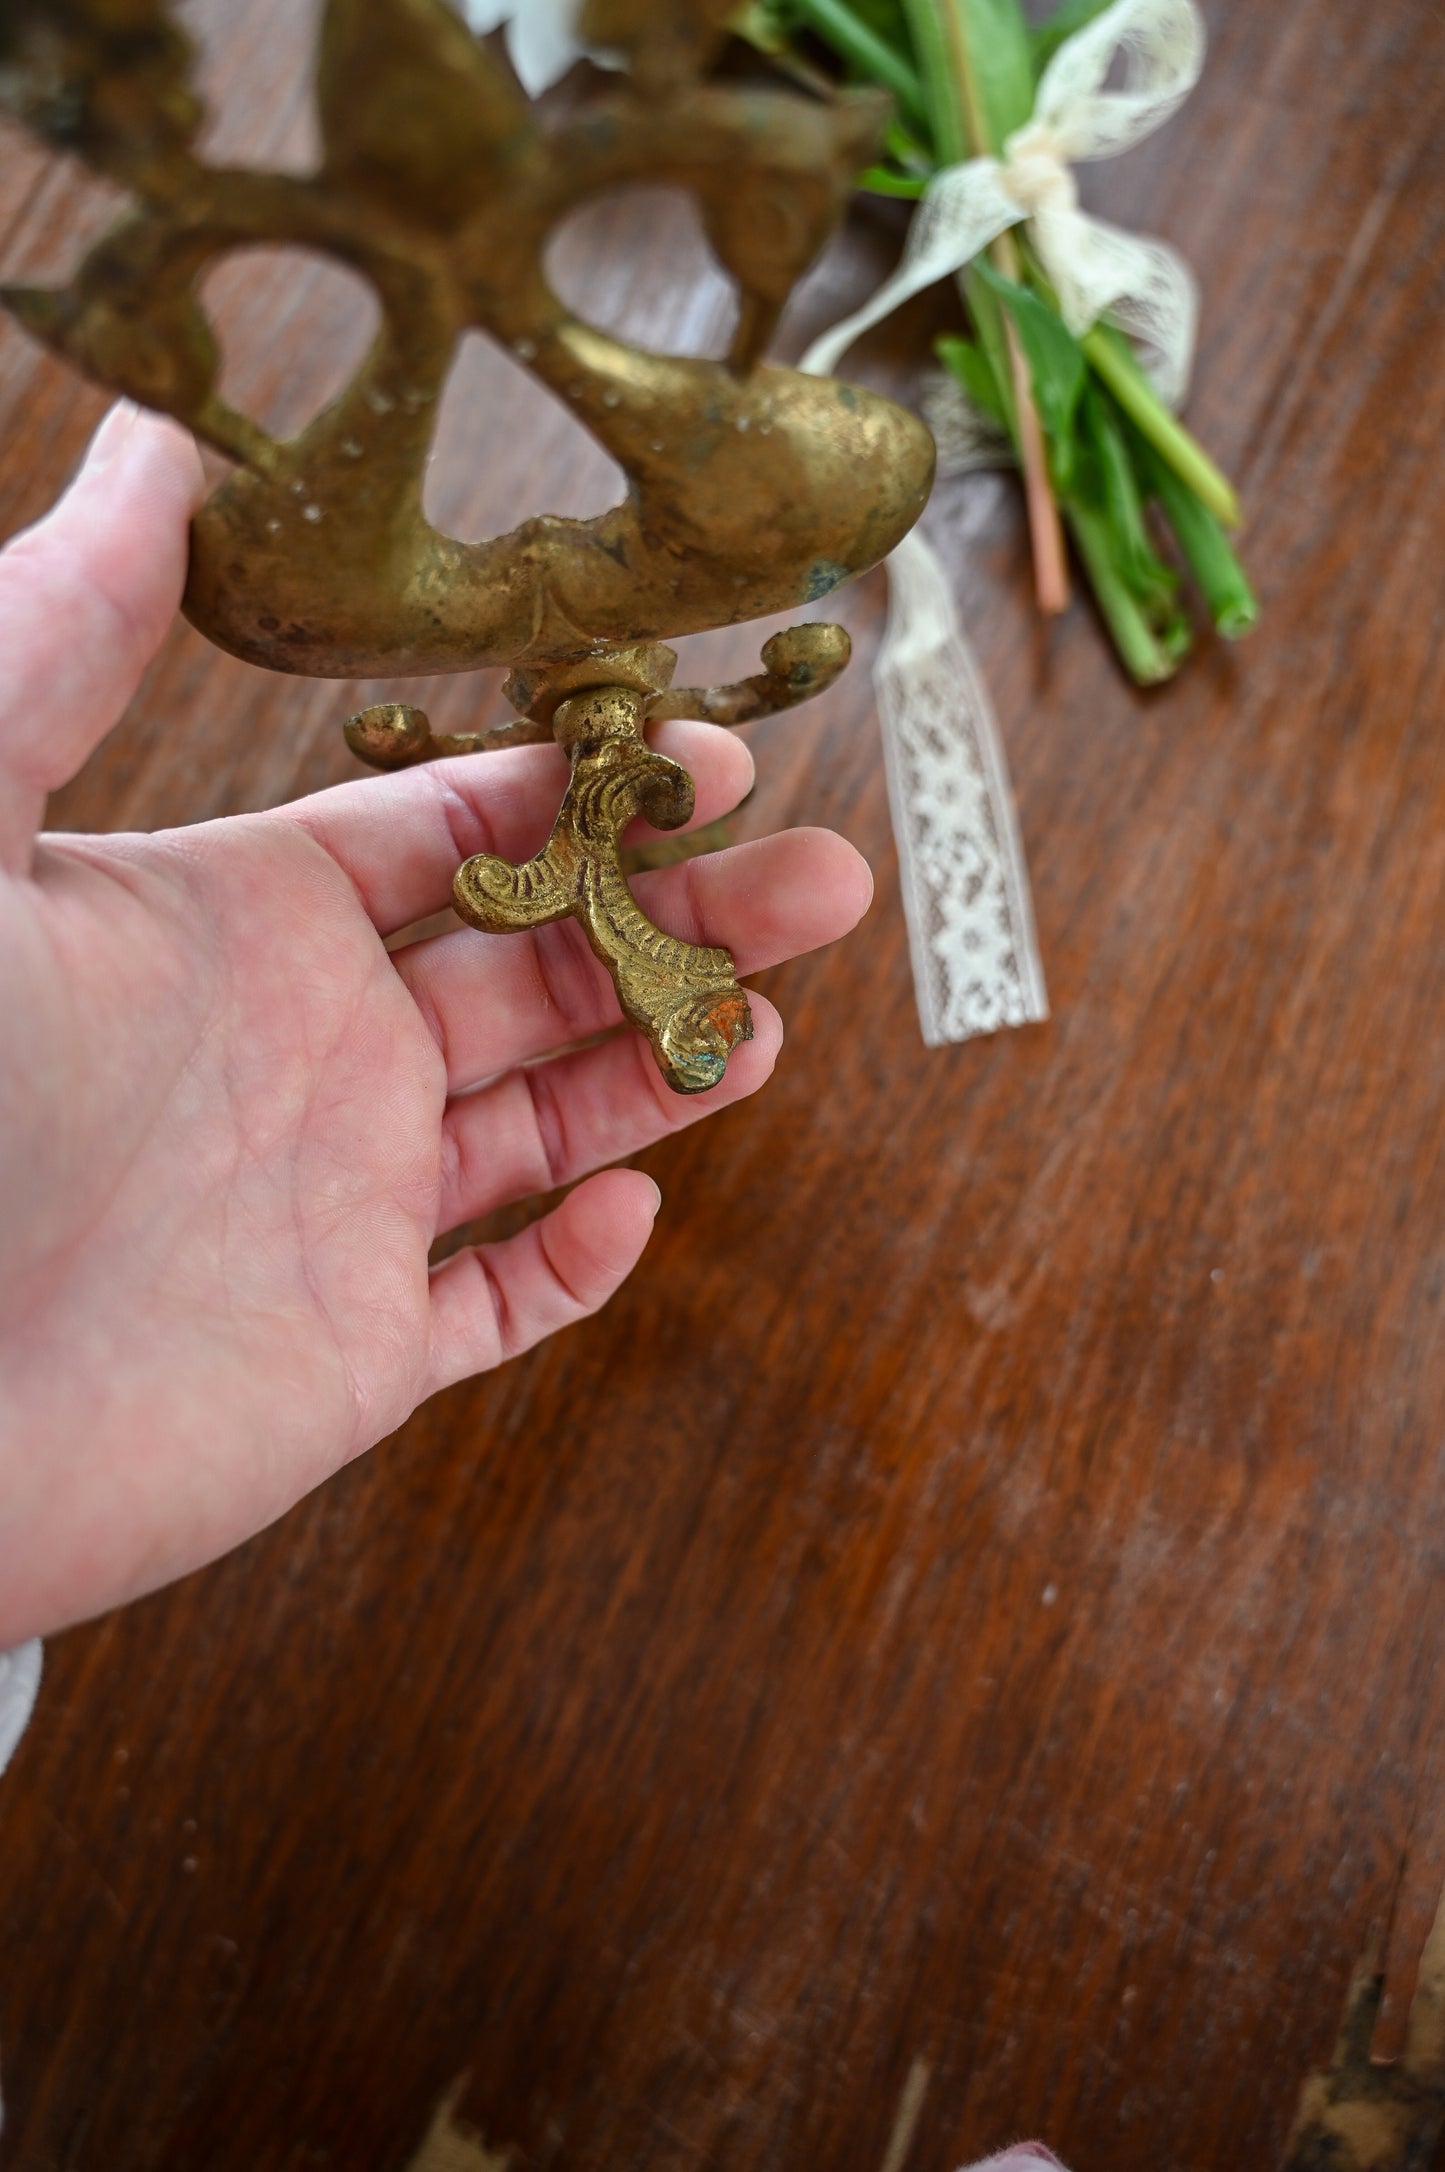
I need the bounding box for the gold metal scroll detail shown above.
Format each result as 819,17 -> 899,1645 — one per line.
456,681 -> 750,1096
347,627 -> 853,1091
0,0 -> 935,1089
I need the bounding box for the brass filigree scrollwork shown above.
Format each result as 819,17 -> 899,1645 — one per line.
0,0 -> 934,1088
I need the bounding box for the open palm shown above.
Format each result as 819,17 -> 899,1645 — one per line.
0,406 -> 871,1646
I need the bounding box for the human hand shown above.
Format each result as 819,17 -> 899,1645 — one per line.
0,405 -> 872,1647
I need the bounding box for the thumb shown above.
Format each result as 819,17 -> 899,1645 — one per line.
0,401 -> 205,864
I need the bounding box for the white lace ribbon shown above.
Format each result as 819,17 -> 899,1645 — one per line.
875,528 -> 1047,1044
799,0 -> 1204,407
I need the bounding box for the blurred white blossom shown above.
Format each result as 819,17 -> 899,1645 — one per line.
456,0 -> 621,97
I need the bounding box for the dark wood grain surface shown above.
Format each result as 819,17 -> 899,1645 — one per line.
3,4 -> 1444,2168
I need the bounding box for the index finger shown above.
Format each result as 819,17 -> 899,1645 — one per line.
0,404 -> 204,869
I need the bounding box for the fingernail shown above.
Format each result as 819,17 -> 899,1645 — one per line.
88,400 -> 141,472
643,1177 -> 662,1214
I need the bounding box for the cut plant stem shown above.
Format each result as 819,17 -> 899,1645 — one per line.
1136,435 -> 1258,636
902,0 -> 968,158
1066,500 -> 1179,684
906,0 -> 1068,612
787,0 -> 932,133
994,231 -> 1069,611
1083,324 -> 1241,529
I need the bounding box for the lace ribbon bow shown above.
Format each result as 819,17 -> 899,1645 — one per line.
801,0 -> 1205,407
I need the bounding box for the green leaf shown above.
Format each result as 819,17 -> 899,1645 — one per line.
900,0 -> 964,160
843,0 -> 916,47
785,0 -> 931,131
1028,0 -> 1118,77
936,333 -> 1009,425
883,112 -> 935,172
947,0 -> 1036,145
972,258 -> 1085,486
958,265 -> 1017,440
901,0 -> 1032,160
858,163 -> 929,198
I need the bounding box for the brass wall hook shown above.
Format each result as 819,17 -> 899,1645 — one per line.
345,625 -> 853,1085
454,684 -> 751,1095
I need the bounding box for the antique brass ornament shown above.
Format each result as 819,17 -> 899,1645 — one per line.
0,0 -> 934,1090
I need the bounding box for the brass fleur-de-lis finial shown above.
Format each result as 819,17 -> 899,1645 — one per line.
0,0 -> 934,1089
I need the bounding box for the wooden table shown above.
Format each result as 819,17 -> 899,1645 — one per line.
2,4 -> 1443,2167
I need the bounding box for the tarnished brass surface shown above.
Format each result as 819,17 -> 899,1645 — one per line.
346,625 -> 854,765
343,704 -> 551,770
0,0 -> 934,1089
649,625 -> 854,728
455,682 -> 752,1095
349,624 -> 853,1088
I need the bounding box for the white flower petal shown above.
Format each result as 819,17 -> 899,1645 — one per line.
457,0 -> 514,29
506,0 -> 588,96
449,0 -> 626,93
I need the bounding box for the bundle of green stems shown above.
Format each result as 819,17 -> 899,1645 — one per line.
747,0 -> 1257,682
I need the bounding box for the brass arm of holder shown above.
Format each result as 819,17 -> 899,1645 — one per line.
645,623 -> 852,727
343,623 -> 851,1093
343,708 -> 551,768
344,623 -> 851,766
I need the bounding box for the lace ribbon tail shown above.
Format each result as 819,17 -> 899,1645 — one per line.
1096,226 -> 1199,407
874,529 -> 1048,1046
798,161 -> 1017,379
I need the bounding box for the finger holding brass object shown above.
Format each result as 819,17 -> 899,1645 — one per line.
0,0 -> 934,1093
351,625 -> 851,1090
